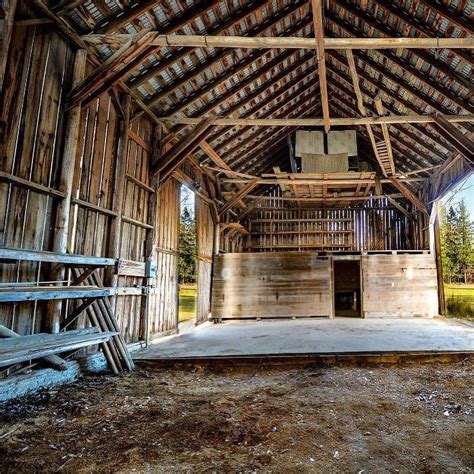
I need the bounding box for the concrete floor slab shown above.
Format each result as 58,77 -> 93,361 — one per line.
135,318 -> 474,359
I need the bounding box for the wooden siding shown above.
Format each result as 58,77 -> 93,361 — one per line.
149,178 -> 179,335
195,197 -> 214,325
0,26 -> 74,335
361,254 -> 438,318
212,252 -> 333,319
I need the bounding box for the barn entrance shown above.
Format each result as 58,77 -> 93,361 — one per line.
333,259 -> 361,318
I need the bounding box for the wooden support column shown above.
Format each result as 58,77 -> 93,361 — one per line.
430,201 -> 446,316
0,0 -> 18,94
311,0 -> 330,133
47,49 -> 87,334
105,93 -> 131,300
143,125 -> 162,345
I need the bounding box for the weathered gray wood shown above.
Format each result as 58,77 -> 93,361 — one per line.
0,324 -> 68,371
48,48 -> 88,334
0,328 -> 117,368
361,254 -> 438,318
0,286 -> 112,303
0,247 -> 116,266
212,252 -> 333,319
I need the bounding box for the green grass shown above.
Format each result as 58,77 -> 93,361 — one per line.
179,284 -> 196,322
444,284 -> 474,319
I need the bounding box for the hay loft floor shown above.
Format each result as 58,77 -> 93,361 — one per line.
1,362 -> 473,472
135,318 -> 474,360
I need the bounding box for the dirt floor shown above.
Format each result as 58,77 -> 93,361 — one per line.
1,361 -> 473,473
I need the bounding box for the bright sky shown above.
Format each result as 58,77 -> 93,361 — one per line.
442,174 -> 474,212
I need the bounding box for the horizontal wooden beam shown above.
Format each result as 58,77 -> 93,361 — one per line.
162,114 -> 473,127
221,177 -> 422,185
83,33 -> 474,49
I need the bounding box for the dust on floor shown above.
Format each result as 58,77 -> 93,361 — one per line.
1,361 -> 473,473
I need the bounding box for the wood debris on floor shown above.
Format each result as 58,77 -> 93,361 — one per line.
1,362 -> 473,472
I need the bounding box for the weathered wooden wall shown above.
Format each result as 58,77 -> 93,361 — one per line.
245,196 -> 425,253
212,252 -> 333,319
0,25 -> 74,335
361,254 -> 438,318
0,24 -> 173,343
195,196 -> 214,325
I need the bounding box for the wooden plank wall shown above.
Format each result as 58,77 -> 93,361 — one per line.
149,178 -> 179,336
245,193 -> 424,252
0,24 -> 168,343
0,25 -> 74,334
195,196 -> 214,325
115,116 -> 154,342
362,254 -> 438,318
212,252 -> 333,319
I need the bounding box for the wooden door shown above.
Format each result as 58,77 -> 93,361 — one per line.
195,197 -> 214,325
149,178 -> 180,335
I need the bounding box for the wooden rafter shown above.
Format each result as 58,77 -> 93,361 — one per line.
311,0 -> 330,133
345,49 -> 390,177
325,56 -> 460,158
326,14 -> 471,113
154,117 -> 215,181
389,177 -> 429,216
218,179 -> 260,217
430,115 -> 474,164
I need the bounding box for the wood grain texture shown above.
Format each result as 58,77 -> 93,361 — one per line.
212,252 -> 332,319
361,254 -> 438,318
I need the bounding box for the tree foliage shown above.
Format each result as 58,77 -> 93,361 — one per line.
178,204 -> 197,284
440,199 -> 473,283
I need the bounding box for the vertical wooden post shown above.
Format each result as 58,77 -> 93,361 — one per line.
47,49 -> 87,334
430,201 -> 446,316
105,93 -> 131,294
143,125 -> 162,345
0,0 -> 18,94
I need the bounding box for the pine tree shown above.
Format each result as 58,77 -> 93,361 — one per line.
457,199 -> 473,283
178,206 -> 197,284
440,199 -> 474,283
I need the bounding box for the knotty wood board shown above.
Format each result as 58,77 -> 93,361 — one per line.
212,252 -> 332,319
361,254 -> 438,318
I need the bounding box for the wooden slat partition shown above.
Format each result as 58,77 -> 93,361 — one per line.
195,197 -> 214,325
361,254 -> 438,318
212,252 -> 333,319
245,188 -> 425,252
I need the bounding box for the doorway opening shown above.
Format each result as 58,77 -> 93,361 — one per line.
178,185 -> 197,331
334,260 -> 361,317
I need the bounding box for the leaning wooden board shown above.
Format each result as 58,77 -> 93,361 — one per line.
362,254 -> 438,318
212,252 -> 333,319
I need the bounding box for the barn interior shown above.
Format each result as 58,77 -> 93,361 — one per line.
0,0 -> 473,399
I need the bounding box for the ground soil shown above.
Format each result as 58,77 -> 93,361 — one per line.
1,361 -> 473,473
